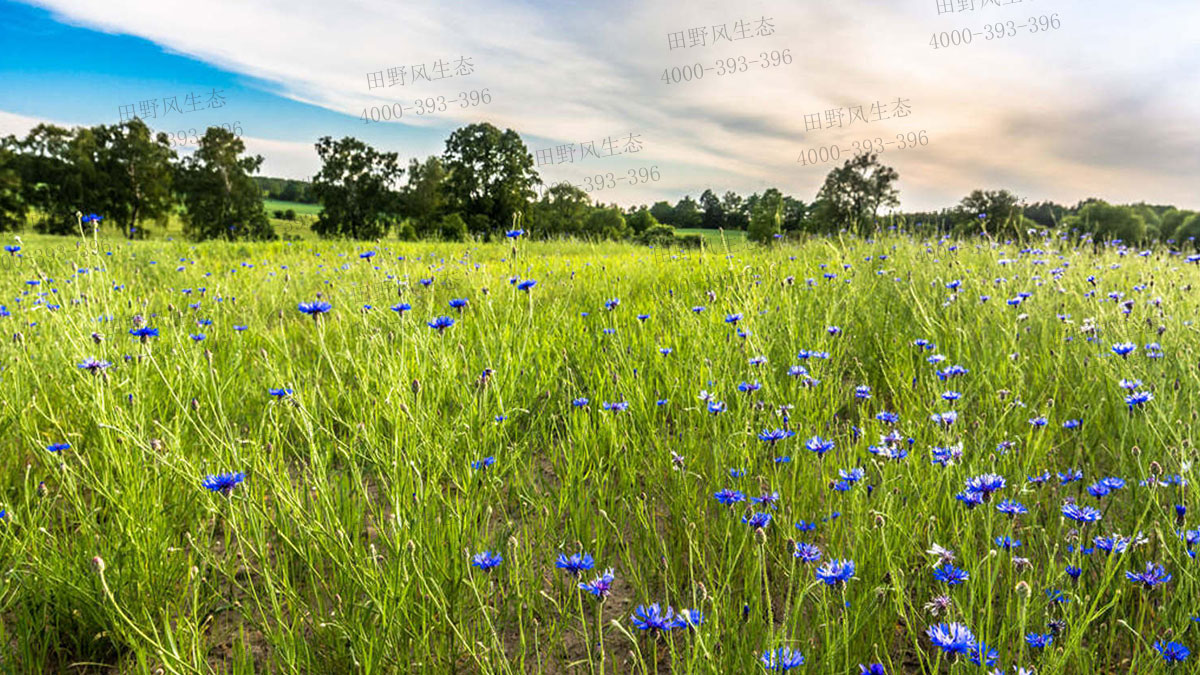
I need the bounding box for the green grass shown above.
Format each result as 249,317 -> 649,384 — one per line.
0,232 -> 1195,673
262,199 -> 322,217
675,227 -> 747,247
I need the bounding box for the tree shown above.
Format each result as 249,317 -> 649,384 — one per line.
1160,209 -> 1194,241
782,196 -> 807,232
1023,201 -> 1069,228
699,189 -> 724,229
649,201 -> 675,226
583,205 -> 629,240
626,206 -> 659,235
176,127 -> 273,240
400,155 -> 448,238
531,182 -> 591,238
811,152 -> 900,234
310,136 -> 403,239
0,143 -> 25,231
637,223 -> 676,246
1064,201 -> 1147,244
957,189 -> 1022,237
94,119 -> 176,239
721,191 -> 747,230
14,124 -> 94,234
441,123 -> 538,237
673,196 -> 702,229
748,188 -> 783,243
439,212 -> 469,241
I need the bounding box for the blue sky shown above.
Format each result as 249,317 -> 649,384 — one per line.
2,0 -> 1199,212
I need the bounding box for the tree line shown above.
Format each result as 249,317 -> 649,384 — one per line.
2,118 -> 1198,247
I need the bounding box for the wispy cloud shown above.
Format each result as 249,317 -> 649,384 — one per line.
8,0 -> 1200,209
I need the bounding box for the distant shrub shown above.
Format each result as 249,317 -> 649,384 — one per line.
283,209 -> 296,221
272,210 -> 284,219
677,234 -> 705,249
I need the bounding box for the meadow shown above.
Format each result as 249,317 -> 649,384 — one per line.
0,231 -> 1197,674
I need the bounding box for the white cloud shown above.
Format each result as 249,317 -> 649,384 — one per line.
16,0 -> 1200,209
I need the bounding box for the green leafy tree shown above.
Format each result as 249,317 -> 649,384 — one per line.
583,205 -> 629,240
1064,201 -> 1147,244
748,188 -> 783,243
94,119 -> 176,239
311,136 -> 403,239
782,195 -> 807,232
673,196 -> 702,229
811,152 -> 900,234
626,206 -> 659,235
441,123 -> 538,237
531,182 -> 591,239
721,191 -> 747,230
439,212 -> 469,241
649,200 -> 675,226
400,155 -> 448,238
176,127 -> 273,240
1160,209 -> 1194,241
956,189 -> 1023,237
14,124 -> 96,234
0,143 -> 25,231
699,189 -> 724,229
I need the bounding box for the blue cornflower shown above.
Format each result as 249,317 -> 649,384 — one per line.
659,347 -> 672,356
794,542 -> 822,562
795,520 -> 817,532
630,603 -> 684,632
876,411 -> 898,424
4,245 -> 19,255
743,512 -> 772,528
505,229 -> 524,238
190,333 -> 206,342
297,300 -> 332,317
1058,468 -> 1083,485
555,552 -> 595,576
78,357 -> 112,374
427,316 -> 455,332
929,411 -> 958,426
571,397 -> 589,408
1026,633 -> 1053,649
839,467 -> 865,483
805,436 -> 835,456
391,303 -> 411,314
358,250 -> 375,259
933,564 -> 969,585
815,558 -> 855,586
738,381 -> 762,393
129,326 -> 159,342
761,647 -> 805,671
268,388 -> 293,397
449,298 -> 468,311
1111,342 -> 1136,357
1062,503 -> 1102,523
47,442 -> 70,453
996,500 -> 1028,516
604,298 -> 620,311
517,279 -> 537,291
202,471 -> 245,494
1093,535 -> 1130,555
926,622 -> 976,655
1125,391 -> 1153,410
1154,641 -> 1190,664
1063,418 -> 1082,429
714,489 -> 747,506
965,473 -> 1006,497
759,428 -> 795,444
994,536 -> 1021,550
1029,416 -> 1048,427
724,313 -> 742,324
858,665 -> 885,675
751,491 -> 780,508
471,456 -> 495,470
1125,562 -> 1171,589
579,569 -> 615,598
1065,565 -> 1083,580
707,400 -> 727,414
854,385 -> 871,399
967,642 -> 998,667
471,551 -> 503,571
601,401 -> 629,413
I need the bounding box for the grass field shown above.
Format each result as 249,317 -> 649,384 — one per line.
0,232 -> 1197,673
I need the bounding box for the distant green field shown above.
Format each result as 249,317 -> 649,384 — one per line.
263,199 -> 322,216
676,227 -> 747,247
